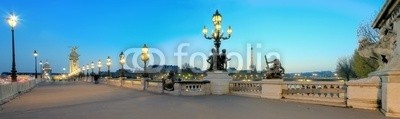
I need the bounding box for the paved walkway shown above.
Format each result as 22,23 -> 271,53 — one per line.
0,82 -> 393,119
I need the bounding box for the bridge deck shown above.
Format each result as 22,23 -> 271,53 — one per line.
0,82 -> 391,119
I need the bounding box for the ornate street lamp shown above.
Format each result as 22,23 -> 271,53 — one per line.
119,52 -> 126,77
86,64 -> 90,77
202,10 -> 232,54
63,67 -> 66,76
106,56 -> 111,77
97,60 -> 102,75
81,66 -> 86,79
33,50 -> 38,79
7,12 -> 19,82
91,62 -> 95,76
141,44 -> 150,77
39,60 -> 43,78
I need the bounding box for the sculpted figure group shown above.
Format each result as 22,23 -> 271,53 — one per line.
265,55 -> 285,79
207,48 -> 230,71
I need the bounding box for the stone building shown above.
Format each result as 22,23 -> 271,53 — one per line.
367,0 -> 400,117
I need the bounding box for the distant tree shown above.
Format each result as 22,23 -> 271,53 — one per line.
181,63 -> 197,73
336,56 -> 357,81
357,21 -> 380,43
352,19 -> 380,78
352,51 -> 379,78
115,69 -> 133,77
182,63 -> 191,70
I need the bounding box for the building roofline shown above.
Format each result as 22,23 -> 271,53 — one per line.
372,0 -> 399,28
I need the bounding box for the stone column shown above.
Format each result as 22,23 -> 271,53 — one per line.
346,76 -> 380,110
379,74 -> 400,117
204,71 -> 232,95
261,79 -> 283,99
172,83 -> 181,96
141,78 -> 150,91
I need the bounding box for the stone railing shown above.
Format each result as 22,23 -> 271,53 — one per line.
101,78 -> 211,96
173,81 -> 211,96
282,81 -> 347,106
121,80 -> 143,90
104,79 -> 122,86
229,80 -> 347,106
228,79 -> 382,109
146,81 -> 163,93
346,76 -> 380,110
229,81 -> 262,97
0,79 -> 42,104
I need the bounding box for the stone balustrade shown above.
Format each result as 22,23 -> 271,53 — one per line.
346,76 -> 381,110
228,80 -> 368,107
229,81 -> 262,97
101,77 -> 383,111
0,79 -> 42,104
282,81 -> 347,106
121,80 -> 143,90
146,81 -> 163,93
174,81 -> 211,96
101,78 -> 211,96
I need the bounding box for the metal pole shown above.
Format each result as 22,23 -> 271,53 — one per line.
40,63 -> 43,78
98,67 -> 100,75
108,66 -> 111,77
144,61 -> 147,78
35,56 -> 37,79
121,64 -> 124,77
11,28 -> 17,82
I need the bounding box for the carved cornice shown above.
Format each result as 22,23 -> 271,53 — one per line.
373,0 -> 400,28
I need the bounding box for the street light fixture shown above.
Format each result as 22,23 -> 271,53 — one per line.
39,60 -> 43,78
91,61 -> 95,76
86,64 -> 89,77
106,56 -> 111,77
7,12 -> 19,82
82,66 -> 86,79
62,67 -> 66,79
119,52 -> 126,77
33,50 -> 38,79
141,44 -> 150,77
202,10 -> 232,54
97,59 -> 102,75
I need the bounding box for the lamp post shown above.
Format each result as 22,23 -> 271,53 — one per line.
91,62 -> 95,76
119,52 -> 126,77
7,12 -> 19,82
33,50 -> 38,79
39,60 -> 43,78
141,44 -> 150,77
97,59 -> 102,75
202,10 -> 232,54
82,66 -> 86,80
106,56 -> 111,77
62,68 -> 66,79
86,64 -> 89,77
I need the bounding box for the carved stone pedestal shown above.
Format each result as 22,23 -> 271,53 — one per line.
346,76 -> 380,110
377,72 -> 400,117
204,71 -> 231,95
261,79 -> 283,99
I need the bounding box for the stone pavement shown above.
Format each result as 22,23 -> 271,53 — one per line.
0,82 -> 394,119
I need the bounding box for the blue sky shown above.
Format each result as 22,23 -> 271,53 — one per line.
0,0 -> 384,73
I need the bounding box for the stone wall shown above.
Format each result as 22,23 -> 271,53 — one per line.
101,78 -> 211,96
229,79 -> 381,108
0,79 -> 42,104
